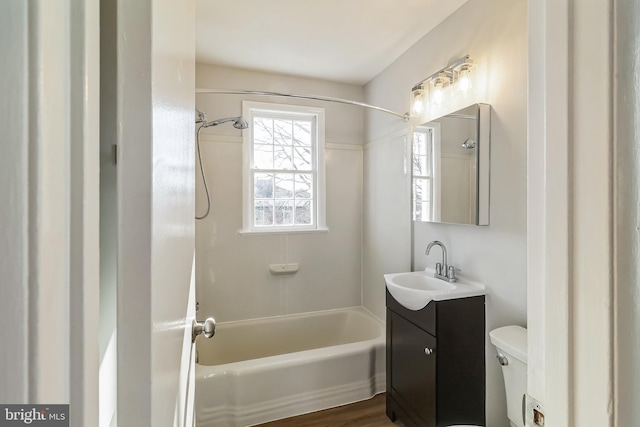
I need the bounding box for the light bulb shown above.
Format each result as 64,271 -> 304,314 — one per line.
411,87 -> 426,116
413,98 -> 424,115
432,87 -> 444,105
412,93 -> 424,114
458,74 -> 471,93
456,64 -> 473,95
431,73 -> 449,106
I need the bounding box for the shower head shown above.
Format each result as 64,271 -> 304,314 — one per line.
203,116 -> 249,130
233,117 -> 249,129
462,138 -> 476,149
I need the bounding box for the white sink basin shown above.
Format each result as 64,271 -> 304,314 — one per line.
384,269 -> 486,311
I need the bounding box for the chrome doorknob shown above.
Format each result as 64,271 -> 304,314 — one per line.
192,317 -> 216,343
424,348 -> 434,355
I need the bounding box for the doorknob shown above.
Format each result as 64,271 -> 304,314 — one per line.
192,317 -> 216,343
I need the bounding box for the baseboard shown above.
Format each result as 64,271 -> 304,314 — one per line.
197,373 -> 386,427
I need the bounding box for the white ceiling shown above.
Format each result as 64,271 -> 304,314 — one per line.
196,0 -> 468,85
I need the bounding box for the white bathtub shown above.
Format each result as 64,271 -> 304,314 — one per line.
195,307 -> 386,427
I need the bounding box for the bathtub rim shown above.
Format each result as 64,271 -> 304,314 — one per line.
195,305 -> 384,329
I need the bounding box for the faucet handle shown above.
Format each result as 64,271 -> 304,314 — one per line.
435,263 -> 443,275
447,265 -> 456,281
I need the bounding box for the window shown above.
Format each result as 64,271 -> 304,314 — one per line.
242,102 -> 326,233
412,124 -> 441,222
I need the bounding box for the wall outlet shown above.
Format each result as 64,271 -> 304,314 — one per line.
525,394 -> 545,426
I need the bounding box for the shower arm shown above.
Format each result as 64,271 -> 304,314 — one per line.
196,108 -> 207,124
196,89 -> 410,121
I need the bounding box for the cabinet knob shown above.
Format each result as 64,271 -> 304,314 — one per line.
424,348 -> 434,355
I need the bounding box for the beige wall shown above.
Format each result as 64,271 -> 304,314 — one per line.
363,1 -> 528,425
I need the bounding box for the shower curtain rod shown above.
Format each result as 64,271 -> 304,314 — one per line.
196,89 -> 410,121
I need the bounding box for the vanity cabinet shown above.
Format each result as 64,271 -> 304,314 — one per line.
386,290 -> 485,427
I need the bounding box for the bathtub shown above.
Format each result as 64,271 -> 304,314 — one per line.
195,307 -> 386,427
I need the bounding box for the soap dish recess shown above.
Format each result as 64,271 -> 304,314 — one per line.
269,263 -> 300,276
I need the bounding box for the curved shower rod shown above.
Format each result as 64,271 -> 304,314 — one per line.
196,89 -> 410,121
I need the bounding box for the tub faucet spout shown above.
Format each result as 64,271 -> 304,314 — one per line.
425,241 -> 456,282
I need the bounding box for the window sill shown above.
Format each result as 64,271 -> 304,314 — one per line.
237,227 -> 329,236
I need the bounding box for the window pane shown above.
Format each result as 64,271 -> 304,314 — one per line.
413,199 -> 431,221
414,178 -> 431,202
295,200 -> 313,225
254,117 -> 273,144
293,121 -> 312,146
413,178 -> 431,221
412,154 -> 421,175
421,155 -> 431,176
274,145 -> 293,170
254,201 -> 274,226
275,200 -> 294,226
274,173 -> 294,199
273,119 -> 293,146
293,146 -> 312,170
413,129 -> 431,177
413,132 -> 426,154
413,154 -> 430,176
254,144 -> 273,169
294,174 -> 312,199
254,173 -> 273,199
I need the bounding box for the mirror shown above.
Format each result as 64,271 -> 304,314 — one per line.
411,103 -> 490,225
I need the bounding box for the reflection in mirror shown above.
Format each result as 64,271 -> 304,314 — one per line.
412,103 -> 490,225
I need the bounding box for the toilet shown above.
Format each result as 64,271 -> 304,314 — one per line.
489,325 -> 528,427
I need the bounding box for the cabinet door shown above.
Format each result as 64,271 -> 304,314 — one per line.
390,312 -> 437,426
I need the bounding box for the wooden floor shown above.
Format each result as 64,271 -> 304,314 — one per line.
256,394 -> 405,427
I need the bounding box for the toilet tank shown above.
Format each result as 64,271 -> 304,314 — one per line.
490,326 -> 527,427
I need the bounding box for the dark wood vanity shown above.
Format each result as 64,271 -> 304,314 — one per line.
386,290 -> 486,427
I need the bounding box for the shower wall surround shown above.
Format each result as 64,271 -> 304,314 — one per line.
195,64 -> 364,322
362,0 -> 527,426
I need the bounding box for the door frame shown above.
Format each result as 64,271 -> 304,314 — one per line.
3,1 -> 623,426
527,0 -> 614,425
0,0 -> 100,425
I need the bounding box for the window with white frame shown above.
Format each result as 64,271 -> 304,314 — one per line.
412,127 -> 437,222
242,101 -> 326,233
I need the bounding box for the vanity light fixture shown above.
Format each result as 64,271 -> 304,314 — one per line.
410,55 -> 476,117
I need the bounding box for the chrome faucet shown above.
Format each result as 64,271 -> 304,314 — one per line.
425,241 -> 457,282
